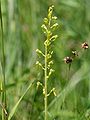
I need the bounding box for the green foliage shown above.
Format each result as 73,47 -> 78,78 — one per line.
8,80 -> 34,120
0,0 -> 90,120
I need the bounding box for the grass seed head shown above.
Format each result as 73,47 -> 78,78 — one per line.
81,42 -> 89,49
64,56 -> 73,64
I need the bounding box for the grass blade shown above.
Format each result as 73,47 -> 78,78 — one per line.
8,80 -> 34,120
0,0 -> 7,119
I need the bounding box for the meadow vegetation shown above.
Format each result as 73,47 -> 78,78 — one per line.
0,0 -> 90,120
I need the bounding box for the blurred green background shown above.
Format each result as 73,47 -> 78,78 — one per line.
0,0 -> 90,120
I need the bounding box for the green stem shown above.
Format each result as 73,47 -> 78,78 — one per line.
0,1 -> 7,120
45,45 -> 48,120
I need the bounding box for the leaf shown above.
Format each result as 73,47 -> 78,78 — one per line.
8,80 -> 34,120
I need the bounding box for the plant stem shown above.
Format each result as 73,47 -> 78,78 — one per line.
0,1 -> 7,120
45,44 -> 48,120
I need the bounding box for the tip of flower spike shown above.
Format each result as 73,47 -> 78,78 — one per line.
51,5 -> 54,8
49,5 -> 54,9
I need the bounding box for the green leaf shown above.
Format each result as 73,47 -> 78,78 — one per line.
8,80 -> 34,120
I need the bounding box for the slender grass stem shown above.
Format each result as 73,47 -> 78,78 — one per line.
0,1 -> 7,120
45,45 -> 48,120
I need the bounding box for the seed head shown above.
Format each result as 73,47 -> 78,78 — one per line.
81,42 -> 89,49
64,57 -> 73,64
72,50 -> 78,57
